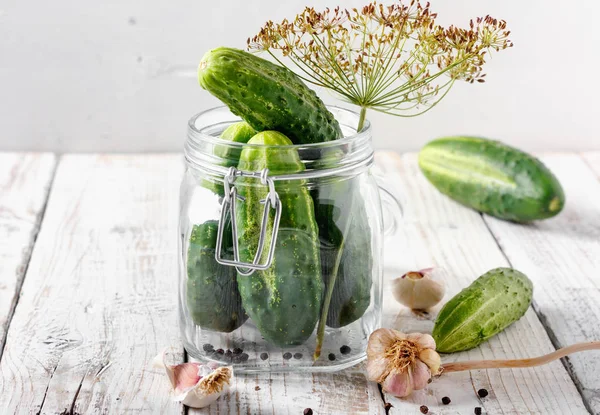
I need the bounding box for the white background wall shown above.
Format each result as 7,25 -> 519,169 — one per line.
1,0 -> 598,153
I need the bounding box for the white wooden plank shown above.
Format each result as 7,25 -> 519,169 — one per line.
0,155 -> 185,414
375,152 -> 588,415
582,151 -> 600,176
195,363 -> 384,415
483,153 -> 600,414
0,153 -> 56,352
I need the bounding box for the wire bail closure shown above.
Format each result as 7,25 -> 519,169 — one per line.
215,167 -> 282,276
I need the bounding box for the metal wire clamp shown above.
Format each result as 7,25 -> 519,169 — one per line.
215,167 -> 282,276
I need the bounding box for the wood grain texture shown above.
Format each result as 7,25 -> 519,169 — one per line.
483,153 -> 600,414
0,155 -> 185,414
375,152 -> 588,415
0,153 -> 56,354
191,363 -> 384,415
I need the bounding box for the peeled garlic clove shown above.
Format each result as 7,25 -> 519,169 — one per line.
391,267 -> 447,310
153,351 -> 232,408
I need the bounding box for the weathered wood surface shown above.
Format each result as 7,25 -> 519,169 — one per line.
375,152 -> 588,415
483,153 -> 600,414
1,152 -> 599,414
0,155 -> 185,414
0,153 -> 56,353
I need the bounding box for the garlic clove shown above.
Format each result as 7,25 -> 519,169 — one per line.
153,351 -> 233,408
419,348 -> 441,376
391,267 -> 447,310
411,360 -> 431,390
382,367 -> 412,397
367,328 -> 405,356
406,332 -> 436,350
366,354 -> 390,383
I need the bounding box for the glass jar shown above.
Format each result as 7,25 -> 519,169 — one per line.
179,106 -> 397,373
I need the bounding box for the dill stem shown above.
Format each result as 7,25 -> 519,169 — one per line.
357,107 -> 367,132
441,341 -> 600,373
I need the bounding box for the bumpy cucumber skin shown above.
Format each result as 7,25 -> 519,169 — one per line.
202,121 -> 257,196
236,131 -> 323,347
419,136 -> 565,222
432,267 -> 533,353
186,220 -> 248,332
198,47 -> 342,144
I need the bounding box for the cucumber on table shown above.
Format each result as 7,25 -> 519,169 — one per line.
235,131 -> 323,347
198,47 -> 342,144
432,267 -> 533,353
186,220 -> 248,332
419,136 -> 565,222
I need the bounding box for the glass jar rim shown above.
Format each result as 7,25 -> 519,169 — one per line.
184,105 -> 374,181
187,105 -> 371,150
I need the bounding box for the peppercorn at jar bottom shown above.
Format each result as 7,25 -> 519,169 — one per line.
178,106 -> 391,373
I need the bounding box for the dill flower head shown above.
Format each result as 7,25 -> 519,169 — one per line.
248,1 -> 512,130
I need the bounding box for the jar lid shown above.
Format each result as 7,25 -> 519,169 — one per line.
185,106 -> 374,181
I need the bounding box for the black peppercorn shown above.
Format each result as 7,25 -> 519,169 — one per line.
283,352 -> 292,360
442,396 -> 451,405
215,348 -> 224,355
340,345 -> 351,355
419,405 -> 429,414
294,352 -> 303,360
260,352 -> 269,360
474,407 -> 482,415
240,353 -> 249,362
203,343 -> 214,353
328,353 -> 336,361
303,409 -> 313,415
477,388 -> 489,398
233,347 -> 243,355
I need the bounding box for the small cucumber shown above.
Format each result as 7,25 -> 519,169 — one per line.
236,131 -> 323,347
432,268 -> 533,353
419,136 -> 565,222
198,47 -> 342,144
202,121 -> 257,196
186,220 -> 248,332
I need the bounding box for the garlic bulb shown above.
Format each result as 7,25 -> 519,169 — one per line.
153,350 -> 232,408
391,267 -> 446,310
366,328 -> 441,397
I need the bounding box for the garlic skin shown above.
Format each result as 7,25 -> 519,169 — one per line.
391,267 -> 447,310
153,350 -> 232,408
366,329 -> 441,397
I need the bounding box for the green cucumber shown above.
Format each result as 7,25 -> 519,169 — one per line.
236,131 -> 323,347
314,174 -> 373,328
186,220 -> 248,332
202,121 -> 257,196
198,47 -> 342,144
419,136 -> 565,222
432,267 -> 533,353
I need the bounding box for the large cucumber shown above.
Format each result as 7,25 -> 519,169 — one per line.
419,136 -> 565,222
198,47 -> 342,144
186,220 -> 248,332
202,121 -> 257,196
236,131 -> 323,347
432,268 -> 533,353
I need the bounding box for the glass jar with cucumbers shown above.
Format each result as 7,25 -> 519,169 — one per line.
178,48 -> 400,372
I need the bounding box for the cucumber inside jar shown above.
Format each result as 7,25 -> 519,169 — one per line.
235,131 -> 324,347
186,219 -> 248,333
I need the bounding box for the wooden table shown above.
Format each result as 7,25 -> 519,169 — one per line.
0,152 -> 598,415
